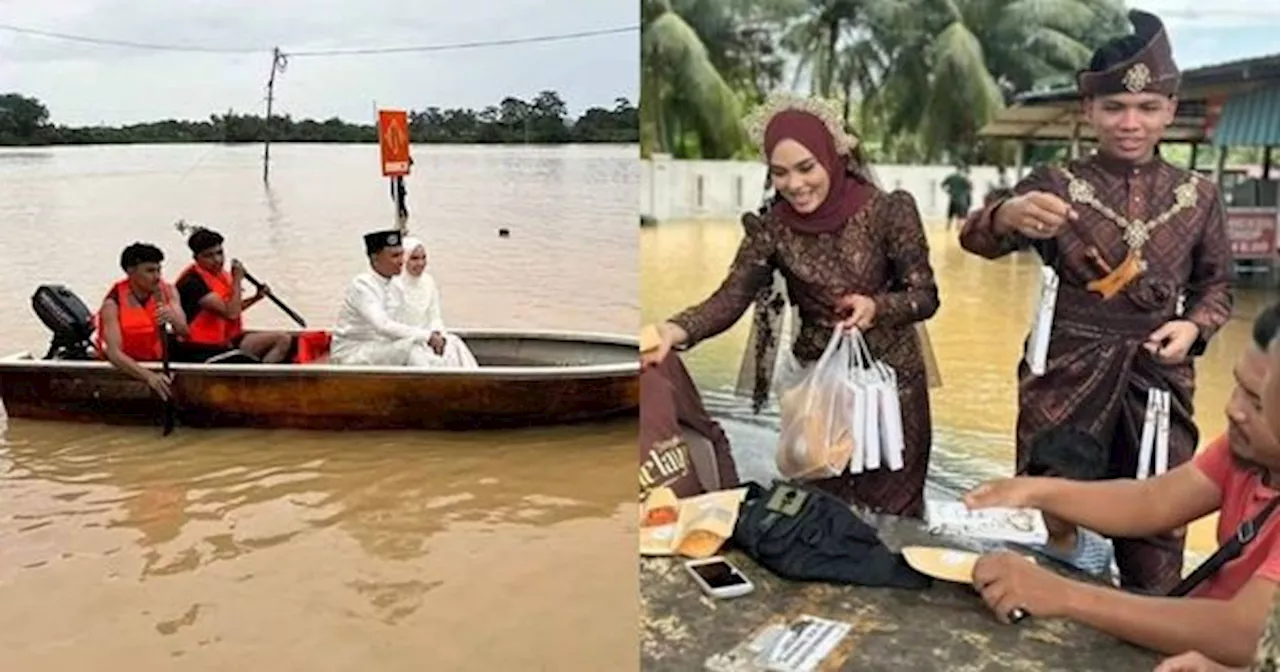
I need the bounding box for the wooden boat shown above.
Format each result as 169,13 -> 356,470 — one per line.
0,329 -> 638,431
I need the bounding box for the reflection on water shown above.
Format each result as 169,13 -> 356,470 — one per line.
0,420 -> 637,669
642,217 -> 1273,556
0,144 -> 638,669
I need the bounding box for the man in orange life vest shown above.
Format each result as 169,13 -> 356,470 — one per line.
175,227 -> 293,363
95,242 -> 190,400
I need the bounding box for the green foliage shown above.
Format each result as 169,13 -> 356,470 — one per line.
642,1 -> 746,158
0,90 -> 638,146
642,0 -> 1133,162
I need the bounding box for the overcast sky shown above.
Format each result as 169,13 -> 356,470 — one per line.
1137,1 -> 1280,70
0,0 -> 638,126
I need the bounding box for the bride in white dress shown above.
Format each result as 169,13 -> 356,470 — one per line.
394,236 -> 480,369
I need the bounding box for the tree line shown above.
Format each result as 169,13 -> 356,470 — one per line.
0,90 -> 638,146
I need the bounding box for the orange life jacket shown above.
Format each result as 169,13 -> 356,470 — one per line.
293,330 -> 332,364
94,279 -> 165,362
179,263 -> 244,347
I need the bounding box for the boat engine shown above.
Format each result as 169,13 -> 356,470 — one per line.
31,284 -> 97,360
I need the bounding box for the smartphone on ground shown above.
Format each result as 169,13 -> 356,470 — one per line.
684,556 -> 754,599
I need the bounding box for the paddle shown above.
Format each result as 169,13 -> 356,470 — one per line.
154,287 -> 176,436
240,267 -> 307,328
173,219 -> 308,328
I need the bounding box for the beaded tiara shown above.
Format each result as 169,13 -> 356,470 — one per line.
743,91 -> 859,156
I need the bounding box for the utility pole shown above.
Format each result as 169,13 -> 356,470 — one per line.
263,47 -> 287,183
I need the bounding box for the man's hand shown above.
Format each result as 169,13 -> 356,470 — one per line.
145,371 -> 173,401
231,259 -> 246,283
156,303 -> 178,328
1153,651 -> 1243,672
963,477 -> 1048,510
994,191 -> 1078,239
972,551 -> 1075,623
428,332 -> 445,356
1146,320 -> 1200,365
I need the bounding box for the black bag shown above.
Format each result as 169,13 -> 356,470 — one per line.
1168,496 -> 1280,597
731,481 -> 931,589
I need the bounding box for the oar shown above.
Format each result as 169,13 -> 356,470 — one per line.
154,287 -> 176,436
239,265 -> 307,328
173,219 -> 308,328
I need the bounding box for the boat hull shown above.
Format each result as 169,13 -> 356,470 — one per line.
0,329 -> 639,431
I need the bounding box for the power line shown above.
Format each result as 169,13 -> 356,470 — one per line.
0,22 -> 638,56
0,22 -> 263,52
286,26 -> 638,57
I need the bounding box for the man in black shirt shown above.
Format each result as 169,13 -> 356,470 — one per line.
175,228 -> 293,363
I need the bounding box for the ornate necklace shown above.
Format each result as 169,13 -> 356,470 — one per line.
1058,167 -> 1201,299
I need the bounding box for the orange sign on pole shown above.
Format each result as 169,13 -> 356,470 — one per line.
378,109 -> 411,177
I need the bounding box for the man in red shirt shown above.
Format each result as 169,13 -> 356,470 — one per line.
962,301 -> 1280,667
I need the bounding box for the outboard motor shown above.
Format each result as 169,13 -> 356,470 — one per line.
31,284 -> 96,360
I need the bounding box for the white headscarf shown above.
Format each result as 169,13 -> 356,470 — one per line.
397,236 -> 445,332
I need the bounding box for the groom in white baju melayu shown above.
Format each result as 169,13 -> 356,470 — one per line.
330,229 -> 474,368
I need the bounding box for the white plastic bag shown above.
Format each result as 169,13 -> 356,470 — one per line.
1136,388 -> 1171,479
775,328 -> 857,480
847,329 -> 905,473
1026,265 -> 1059,377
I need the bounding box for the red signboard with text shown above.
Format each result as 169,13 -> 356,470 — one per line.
377,109 -> 411,177
1226,208 -> 1278,260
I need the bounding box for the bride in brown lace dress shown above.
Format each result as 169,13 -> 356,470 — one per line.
642,94 -> 940,518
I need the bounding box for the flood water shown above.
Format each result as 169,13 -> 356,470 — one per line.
0,144 -> 639,669
642,217 -> 1272,557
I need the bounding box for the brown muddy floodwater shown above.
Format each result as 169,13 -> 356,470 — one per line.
0,144 -> 638,670
642,217 -> 1272,558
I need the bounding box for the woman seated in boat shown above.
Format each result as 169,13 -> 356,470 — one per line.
94,242 -> 190,400
641,92 -> 941,519
394,236 -> 479,369
175,227 -> 293,363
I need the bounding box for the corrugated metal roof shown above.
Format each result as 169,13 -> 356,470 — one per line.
1212,83 -> 1280,147
978,102 -> 1206,142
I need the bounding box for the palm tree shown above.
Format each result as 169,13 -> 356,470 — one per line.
781,0 -> 867,99
868,0 -> 1129,162
641,0 -> 746,158
777,0 -> 1127,162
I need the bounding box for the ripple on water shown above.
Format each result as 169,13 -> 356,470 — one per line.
0,414 -> 637,669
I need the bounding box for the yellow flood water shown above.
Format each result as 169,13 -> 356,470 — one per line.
642,217 -> 1269,556
0,143 -> 639,669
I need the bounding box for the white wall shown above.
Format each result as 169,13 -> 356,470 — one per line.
641,154 -> 1016,222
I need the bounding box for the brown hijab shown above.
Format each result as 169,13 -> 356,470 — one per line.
763,110 -> 875,235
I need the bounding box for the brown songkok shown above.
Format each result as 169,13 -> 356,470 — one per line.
1077,10 -> 1180,97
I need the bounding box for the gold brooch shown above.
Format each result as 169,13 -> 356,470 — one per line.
1123,63 -> 1152,93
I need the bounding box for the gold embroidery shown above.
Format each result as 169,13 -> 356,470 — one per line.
1060,167 -> 1200,298
1123,63 -> 1152,93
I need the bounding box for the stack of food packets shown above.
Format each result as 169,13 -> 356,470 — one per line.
639,486 -> 749,559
